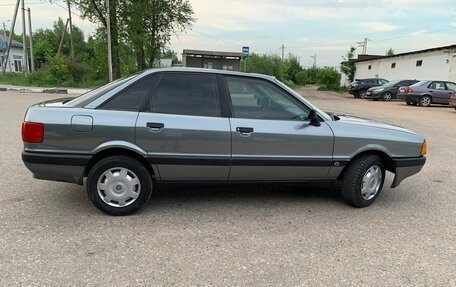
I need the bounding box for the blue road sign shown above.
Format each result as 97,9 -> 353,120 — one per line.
242,46 -> 249,58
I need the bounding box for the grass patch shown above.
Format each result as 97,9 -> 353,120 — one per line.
317,86 -> 347,93
0,72 -> 107,88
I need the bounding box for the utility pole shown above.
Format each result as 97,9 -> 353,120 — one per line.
106,0 -> 113,81
2,22 -> 8,38
356,38 -> 368,55
27,8 -> 34,72
281,44 -> 285,62
57,19 -> 69,54
66,0 -> 74,57
311,53 -> 317,67
21,0 -> 28,75
2,0 -> 20,74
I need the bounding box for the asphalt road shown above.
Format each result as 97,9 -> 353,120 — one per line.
0,88 -> 454,286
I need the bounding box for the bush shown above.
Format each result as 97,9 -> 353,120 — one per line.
316,67 -> 341,89
48,55 -> 68,85
294,71 -> 308,85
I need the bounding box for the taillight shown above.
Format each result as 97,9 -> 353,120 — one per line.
22,122 -> 44,143
406,87 -> 413,93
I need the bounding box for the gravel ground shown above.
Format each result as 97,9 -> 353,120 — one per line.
0,88 -> 454,286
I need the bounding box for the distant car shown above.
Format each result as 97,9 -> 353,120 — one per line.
21,68 -> 427,215
450,91 -> 456,110
397,80 -> 456,107
365,80 -> 419,101
348,78 -> 389,98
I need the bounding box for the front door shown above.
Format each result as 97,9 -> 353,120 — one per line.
135,72 -> 231,181
223,76 -> 334,181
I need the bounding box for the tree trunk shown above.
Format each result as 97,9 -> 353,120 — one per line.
136,47 -> 145,71
109,0 -> 121,79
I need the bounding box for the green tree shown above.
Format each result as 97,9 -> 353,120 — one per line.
294,70 -> 308,85
340,46 -> 357,83
386,48 -> 395,56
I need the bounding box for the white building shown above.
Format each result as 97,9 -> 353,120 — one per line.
341,44 -> 456,86
0,34 -> 24,73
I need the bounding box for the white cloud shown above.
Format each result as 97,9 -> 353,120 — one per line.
411,29 -> 426,36
360,22 -> 400,32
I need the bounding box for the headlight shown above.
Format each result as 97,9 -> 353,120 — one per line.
373,88 -> 384,92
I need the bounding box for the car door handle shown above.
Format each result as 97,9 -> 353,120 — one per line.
429,90 -> 433,92
236,127 -> 254,136
146,122 -> 164,131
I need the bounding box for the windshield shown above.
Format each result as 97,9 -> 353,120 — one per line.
382,80 -> 401,87
66,74 -> 140,107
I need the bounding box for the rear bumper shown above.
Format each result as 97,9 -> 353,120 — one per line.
390,156 -> 426,188
397,93 -> 420,103
22,151 -> 92,185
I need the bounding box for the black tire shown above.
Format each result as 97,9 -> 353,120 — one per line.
419,95 -> 432,107
359,89 -> 368,99
406,101 -> 413,105
86,155 -> 153,215
340,155 -> 385,208
383,92 -> 393,101
353,91 -> 360,98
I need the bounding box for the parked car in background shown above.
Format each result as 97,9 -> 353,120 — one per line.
397,80 -> 456,107
450,91 -> 456,110
348,78 -> 389,98
365,79 -> 419,101
21,68 -> 427,215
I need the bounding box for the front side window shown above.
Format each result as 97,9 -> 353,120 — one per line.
225,77 -> 310,121
151,73 -> 220,117
378,79 -> 388,85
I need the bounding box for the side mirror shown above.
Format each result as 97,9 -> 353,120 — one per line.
308,109 -> 321,127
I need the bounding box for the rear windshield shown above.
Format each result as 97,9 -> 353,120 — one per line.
66,74 -> 140,107
410,81 -> 428,87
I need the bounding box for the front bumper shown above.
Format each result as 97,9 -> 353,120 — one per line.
22,151 -> 92,185
390,156 -> 426,188
365,90 -> 382,99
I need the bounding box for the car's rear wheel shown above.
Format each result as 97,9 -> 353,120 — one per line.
87,155 -> 153,215
383,92 -> 393,101
419,95 -> 431,107
340,154 -> 385,207
359,89 -> 368,99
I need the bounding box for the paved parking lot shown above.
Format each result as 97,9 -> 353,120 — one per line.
1,88 -> 455,286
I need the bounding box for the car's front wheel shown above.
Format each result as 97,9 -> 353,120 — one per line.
383,92 -> 393,101
359,89 -> 368,99
340,155 -> 385,207
87,155 -> 153,215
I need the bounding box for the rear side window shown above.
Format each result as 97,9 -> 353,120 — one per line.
429,81 -> 446,90
151,73 -> 220,117
100,73 -> 160,111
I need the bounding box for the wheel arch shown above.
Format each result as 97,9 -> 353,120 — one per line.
84,147 -> 156,179
337,149 -> 394,181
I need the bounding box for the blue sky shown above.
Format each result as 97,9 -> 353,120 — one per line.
1,0 -> 455,67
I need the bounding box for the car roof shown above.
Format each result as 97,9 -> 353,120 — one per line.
141,67 -> 277,81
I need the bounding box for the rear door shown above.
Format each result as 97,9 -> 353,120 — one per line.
135,72 -> 231,181
222,76 -> 334,181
